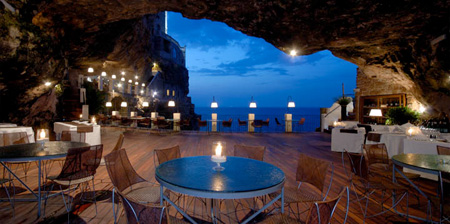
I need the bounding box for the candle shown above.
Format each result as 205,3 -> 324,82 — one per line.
211,143 -> 226,163
333,121 -> 337,126
39,130 -> 46,139
91,116 -> 96,124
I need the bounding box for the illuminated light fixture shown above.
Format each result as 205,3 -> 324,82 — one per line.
419,105 -> 426,113
249,96 -> 257,108
44,81 -> 51,86
168,100 -> 176,107
135,75 -> 138,79
128,79 -> 132,83
37,129 -> 49,140
87,77 -> 92,82
140,90 -> 144,94
287,96 -> 295,108
369,109 -> 383,117
101,71 -> 107,77
121,102 -> 127,107
88,67 -> 94,73
117,83 -> 122,88
121,71 -> 125,75
106,102 -> 112,107
121,77 -> 125,81
289,49 -> 297,56
142,101 -> 149,107
112,74 -> 117,79
135,81 -> 139,85
91,116 -> 96,124
211,96 -> 218,108
141,83 -> 145,87
152,91 -> 157,97
153,62 -> 157,67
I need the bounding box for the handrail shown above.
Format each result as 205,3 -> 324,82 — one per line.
324,105 -> 341,118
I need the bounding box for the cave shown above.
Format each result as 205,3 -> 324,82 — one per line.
1,0 -> 449,126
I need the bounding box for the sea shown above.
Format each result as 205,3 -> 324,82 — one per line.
195,107 -> 321,132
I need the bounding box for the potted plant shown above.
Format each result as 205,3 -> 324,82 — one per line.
385,106 -> 419,125
336,97 -> 352,121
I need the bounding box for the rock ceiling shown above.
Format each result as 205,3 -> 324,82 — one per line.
1,0 -> 449,124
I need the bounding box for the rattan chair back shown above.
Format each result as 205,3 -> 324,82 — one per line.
299,118 -> 306,125
304,187 -> 347,224
233,144 -> 266,161
344,151 -> 369,180
437,145 -> 450,155
104,148 -> 147,193
238,119 -> 247,126
154,145 -> 181,165
1,132 -> 29,146
117,190 -> 168,224
57,145 -> 103,181
296,154 -> 330,192
113,133 -> 125,151
363,144 -> 389,166
197,118 -> 207,127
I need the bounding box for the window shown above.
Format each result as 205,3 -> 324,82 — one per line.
167,89 -> 170,96
172,90 -> 175,96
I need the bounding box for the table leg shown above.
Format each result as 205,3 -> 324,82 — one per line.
38,159 -> 41,218
241,192 -> 282,224
162,193 -> 197,224
438,171 -> 444,223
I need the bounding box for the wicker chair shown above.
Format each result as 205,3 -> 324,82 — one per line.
238,119 -> 247,131
104,148 -> 163,223
261,186 -> 348,224
273,154 -> 334,218
363,144 -> 420,180
44,145 -> 103,222
262,118 -> 270,126
251,120 -> 263,132
1,132 -> 32,176
197,118 -> 207,131
437,145 -> 450,188
344,151 -> 409,222
275,118 -> 284,131
222,118 -> 233,132
117,189 -> 189,224
99,133 -> 124,166
233,144 -> 266,161
294,118 -> 306,132
154,145 -> 181,165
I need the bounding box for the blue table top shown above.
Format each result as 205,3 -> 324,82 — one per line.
156,156 -> 285,193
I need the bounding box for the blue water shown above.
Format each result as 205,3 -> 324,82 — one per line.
195,107 -> 320,132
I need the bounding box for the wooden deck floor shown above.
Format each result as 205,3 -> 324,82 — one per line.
0,127 -> 443,223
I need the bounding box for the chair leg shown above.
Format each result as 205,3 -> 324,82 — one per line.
92,178 -> 97,215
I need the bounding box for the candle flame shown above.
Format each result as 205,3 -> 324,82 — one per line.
40,130 -> 46,139
92,117 -> 96,123
215,143 -> 222,156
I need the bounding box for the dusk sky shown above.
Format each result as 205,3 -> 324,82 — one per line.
168,12 -> 357,108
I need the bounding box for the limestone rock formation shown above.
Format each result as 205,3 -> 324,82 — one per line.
1,0 -> 449,125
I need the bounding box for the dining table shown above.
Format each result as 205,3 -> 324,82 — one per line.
392,154 -> 450,223
0,141 -> 89,218
155,156 -> 285,224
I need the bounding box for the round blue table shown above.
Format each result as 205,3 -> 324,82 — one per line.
156,156 -> 285,224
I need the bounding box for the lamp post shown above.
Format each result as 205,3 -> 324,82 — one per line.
248,96 -> 257,132
285,96 -> 295,133
211,96 -> 218,132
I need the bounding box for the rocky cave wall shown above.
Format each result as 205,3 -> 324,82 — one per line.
1,0 -> 449,126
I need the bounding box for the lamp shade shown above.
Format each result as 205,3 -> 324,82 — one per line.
112,75 -> 117,79
101,71 -> 107,77
106,102 -> 112,107
121,102 -> 127,107
369,109 -> 382,117
143,101 -> 149,107
249,96 -> 257,108
88,67 -> 94,73
211,96 -> 218,108
287,102 -> 296,108
121,77 -> 125,81
168,100 -> 175,107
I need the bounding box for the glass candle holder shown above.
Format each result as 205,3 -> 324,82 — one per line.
211,141 -> 226,171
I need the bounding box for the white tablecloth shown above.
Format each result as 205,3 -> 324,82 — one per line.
54,121 -> 101,145
331,128 -> 365,153
366,132 -> 407,158
0,123 -> 17,128
403,138 -> 450,180
0,127 -> 35,143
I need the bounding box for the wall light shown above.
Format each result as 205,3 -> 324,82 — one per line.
118,83 -> 122,88
88,67 -> 94,73
168,100 -> 176,107
44,81 -> 51,86
106,102 -> 112,107
249,96 -> 257,108
112,74 -> 117,79
143,102 -> 149,107
121,71 -> 125,75
121,102 -> 127,107
121,77 -> 125,81
135,82 -> 139,85
135,75 -> 138,79
101,71 -> 107,77
128,80 -> 132,83
141,83 -> 145,87
140,90 -> 144,94
287,96 -> 295,108
211,96 -> 218,108
289,49 -> 297,56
